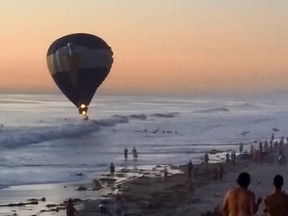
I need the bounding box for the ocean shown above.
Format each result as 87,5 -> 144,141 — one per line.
0,93 -> 288,193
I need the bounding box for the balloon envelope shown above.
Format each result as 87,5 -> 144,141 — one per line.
46,33 -> 113,115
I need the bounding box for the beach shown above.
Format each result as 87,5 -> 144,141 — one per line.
2,143 -> 288,216
1,0 -> 288,214
73,146 -> 288,216
2,95 -> 288,216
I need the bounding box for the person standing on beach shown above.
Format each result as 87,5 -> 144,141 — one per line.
187,160 -> 194,177
132,147 -> 138,160
225,152 -> 230,163
99,201 -> 110,216
213,166 -> 218,180
259,141 -> 263,162
204,153 -> 209,170
221,172 -> 262,216
219,163 -> 224,181
271,133 -> 275,141
239,143 -> 243,153
66,199 -> 77,216
124,148 -> 128,160
264,175 -> 288,216
231,151 -> 236,166
110,162 -> 115,176
164,166 -> 168,180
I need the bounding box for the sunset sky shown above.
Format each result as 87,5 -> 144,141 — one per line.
0,0 -> 288,96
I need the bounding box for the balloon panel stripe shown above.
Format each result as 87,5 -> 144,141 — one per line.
47,49 -> 113,75
51,68 -> 109,107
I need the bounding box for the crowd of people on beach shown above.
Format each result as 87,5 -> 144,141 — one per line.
181,133 -> 288,215
248,134 -> 287,165
221,134 -> 288,216
65,133 -> 288,216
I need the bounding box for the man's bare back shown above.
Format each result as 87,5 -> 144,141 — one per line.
264,175 -> 288,216
264,191 -> 288,216
222,187 -> 260,216
222,172 -> 261,216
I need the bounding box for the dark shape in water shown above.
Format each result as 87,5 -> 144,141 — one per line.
272,127 -> 280,132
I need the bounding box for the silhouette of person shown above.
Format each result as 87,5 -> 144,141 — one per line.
66,199 -> 77,216
132,147 -> 138,160
231,151 -> 236,166
124,148 -> 128,159
222,172 -> 262,216
226,152 -> 230,163
110,163 -> 115,176
204,153 -> 209,170
219,164 -> 224,181
164,166 -> 168,180
264,175 -> 288,216
239,143 -> 243,153
187,160 -> 194,177
204,153 -> 209,163
99,201 -> 109,216
214,166 -> 218,180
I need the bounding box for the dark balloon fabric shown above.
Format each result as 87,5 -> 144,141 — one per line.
47,33 -> 113,113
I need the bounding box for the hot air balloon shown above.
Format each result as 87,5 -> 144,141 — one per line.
46,33 -> 113,119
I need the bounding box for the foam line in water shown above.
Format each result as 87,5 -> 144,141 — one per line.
0,115 -> 130,148
0,112 -> 176,149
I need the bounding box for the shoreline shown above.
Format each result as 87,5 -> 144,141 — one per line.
0,163 -> 183,216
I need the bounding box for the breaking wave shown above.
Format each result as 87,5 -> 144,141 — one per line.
0,112 -> 177,149
151,112 -> 178,118
237,102 -> 261,109
195,107 -> 230,113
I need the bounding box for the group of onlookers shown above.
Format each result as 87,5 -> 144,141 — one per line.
222,134 -> 288,216
249,135 -> 287,165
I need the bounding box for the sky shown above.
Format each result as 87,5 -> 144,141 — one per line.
0,0 -> 288,96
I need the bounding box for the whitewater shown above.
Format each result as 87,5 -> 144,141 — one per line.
1,93 -> 288,191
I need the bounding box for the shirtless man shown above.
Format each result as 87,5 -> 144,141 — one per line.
221,172 -> 262,216
264,175 -> 288,216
